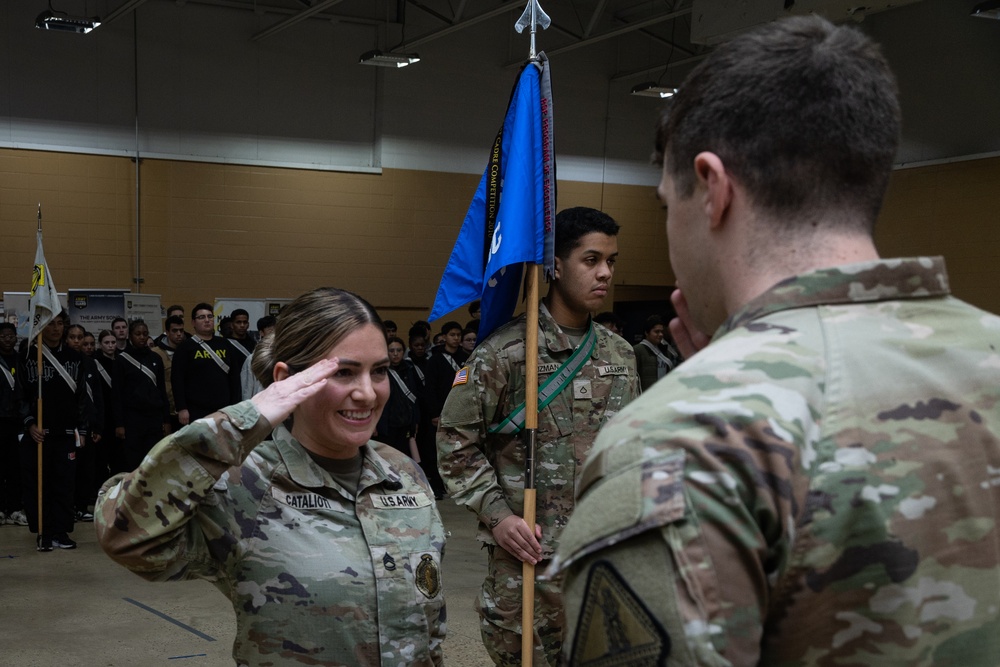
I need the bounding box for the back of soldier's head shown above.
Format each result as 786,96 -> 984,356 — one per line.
656,15 -> 900,235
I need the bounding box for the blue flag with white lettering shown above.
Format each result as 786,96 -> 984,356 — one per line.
429,54 -> 555,342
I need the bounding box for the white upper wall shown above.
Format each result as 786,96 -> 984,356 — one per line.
1,0 -> 997,186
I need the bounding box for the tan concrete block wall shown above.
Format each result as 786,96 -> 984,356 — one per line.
2,147 -> 999,324
877,157 -> 1000,314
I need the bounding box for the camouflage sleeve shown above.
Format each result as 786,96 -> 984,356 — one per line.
95,401 -> 273,583
552,355 -> 813,665
436,345 -> 514,531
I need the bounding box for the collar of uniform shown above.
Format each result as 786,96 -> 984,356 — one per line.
538,302 -> 598,358
357,443 -> 406,493
719,256 -> 950,338
272,426 -> 403,496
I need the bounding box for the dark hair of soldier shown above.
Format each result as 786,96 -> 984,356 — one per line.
164,315 -> 184,329
191,302 -> 213,318
654,14 -> 901,235
439,321 -> 462,336
251,287 -> 382,391
128,319 -> 147,335
553,206 -> 621,259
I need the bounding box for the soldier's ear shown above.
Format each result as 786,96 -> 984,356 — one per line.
273,362 -> 290,383
553,256 -> 562,280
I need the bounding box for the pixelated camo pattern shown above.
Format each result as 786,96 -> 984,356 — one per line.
96,400 -> 446,667
438,303 -> 640,557
556,257 -> 1000,666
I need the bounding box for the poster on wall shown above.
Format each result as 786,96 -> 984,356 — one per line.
126,294 -> 163,337
215,298 -> 291,337
2,291 -> 69,340
68,289 -> 129,334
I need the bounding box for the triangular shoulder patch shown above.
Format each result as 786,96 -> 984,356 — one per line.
571,560 -> 669,666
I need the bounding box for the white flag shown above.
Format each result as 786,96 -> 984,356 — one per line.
28,230 -> 60,341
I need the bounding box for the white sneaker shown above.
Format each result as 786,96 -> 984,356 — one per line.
8,510 -> 28,526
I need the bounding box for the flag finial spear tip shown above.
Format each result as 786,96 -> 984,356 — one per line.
36,203 -> 41,231
515,0 -> 551,58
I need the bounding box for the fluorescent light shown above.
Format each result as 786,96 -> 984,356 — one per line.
359,50 -> 421,68
971,0 -> 1000,19
630,82 -> 677,98
35,10 -> 101,33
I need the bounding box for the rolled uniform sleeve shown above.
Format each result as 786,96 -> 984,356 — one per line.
95,401 -> 273,582
436,347 -> 514,534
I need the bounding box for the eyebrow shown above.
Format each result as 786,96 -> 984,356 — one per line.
337,357 -> 391,367
582,249 -> 619,258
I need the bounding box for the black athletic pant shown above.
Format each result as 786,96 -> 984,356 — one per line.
0,419 -> 22,515
20,431 -> 76,536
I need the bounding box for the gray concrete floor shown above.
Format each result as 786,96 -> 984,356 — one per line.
0,501 -> 493,667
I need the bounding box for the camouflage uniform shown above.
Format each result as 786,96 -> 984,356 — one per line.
438,304 -> 639,666
552,257 -> 1000,666
96,401 -> 446,667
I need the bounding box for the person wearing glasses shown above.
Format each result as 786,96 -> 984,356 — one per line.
170,303 -> 240,426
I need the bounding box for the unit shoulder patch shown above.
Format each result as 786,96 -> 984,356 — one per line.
571,560 -> 669,667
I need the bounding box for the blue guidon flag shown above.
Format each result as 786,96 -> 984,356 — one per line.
429,53 -> 556,342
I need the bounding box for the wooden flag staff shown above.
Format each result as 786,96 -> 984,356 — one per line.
514,3 -> 551,664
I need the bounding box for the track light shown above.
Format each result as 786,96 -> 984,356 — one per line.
35,9 -> 101,33
359,50 -> 421,68
630,82 -> 677,98
971,0 -> 1000,19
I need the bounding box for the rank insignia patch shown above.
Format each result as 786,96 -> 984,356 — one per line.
571,560 -> 669,666
415,553 -> 442,599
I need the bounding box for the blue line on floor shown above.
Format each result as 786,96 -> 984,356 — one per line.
168,654 -> 208,660
122,597 -> 217,642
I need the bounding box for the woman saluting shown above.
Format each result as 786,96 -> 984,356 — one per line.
96,288 -> 446,666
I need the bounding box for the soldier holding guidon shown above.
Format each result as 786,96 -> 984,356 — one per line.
437,206 -> 640,666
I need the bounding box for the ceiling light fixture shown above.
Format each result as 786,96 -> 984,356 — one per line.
971,0 -> 1000,19
630,82 -> 677,98
35,7 -> 102,33
359,49 -> 421,68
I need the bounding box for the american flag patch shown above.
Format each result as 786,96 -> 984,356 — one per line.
452,367 -> 470,387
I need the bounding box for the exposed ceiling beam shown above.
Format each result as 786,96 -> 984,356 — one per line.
504,7 -> 692,65
408,0 -> 454,26
402,3 -> 521,49
609,51 -> 709,82
102,0 -> 149,25
185,0 -> 380,26
584,0 -> 609,37
251,0 -> 348,41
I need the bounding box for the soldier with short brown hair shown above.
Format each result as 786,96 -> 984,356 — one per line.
554,15 -> 1000,666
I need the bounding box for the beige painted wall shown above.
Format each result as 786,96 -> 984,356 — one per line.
1,148 -> 998,331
